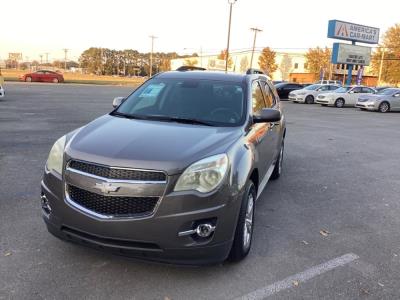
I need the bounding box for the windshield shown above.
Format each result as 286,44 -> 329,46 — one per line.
115,78 -> 246,126
304,84 -> 321,91
377,88 -> 399,95
335,87 -> 352,93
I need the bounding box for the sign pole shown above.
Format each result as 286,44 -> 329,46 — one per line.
346,41 -> 356,85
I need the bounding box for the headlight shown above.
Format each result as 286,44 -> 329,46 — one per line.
174,154 -> 229,193
46,135 -> 66,175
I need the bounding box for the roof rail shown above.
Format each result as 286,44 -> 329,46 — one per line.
246,68 -> 265,75
176,66 -> 207,72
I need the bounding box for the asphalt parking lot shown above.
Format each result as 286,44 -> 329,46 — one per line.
1,82 -> 400,299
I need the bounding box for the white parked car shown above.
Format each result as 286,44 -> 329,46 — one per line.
0,85 -> 4,99
315,80 -> 342,85
316,86 -> 376,108
289,84 -> 339,104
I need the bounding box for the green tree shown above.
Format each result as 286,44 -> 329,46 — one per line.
217,49 -> 233,69
371,24 -> 400,84
79,47 -> 103,74
305,47 -> 332,80
258,47 -> 278,77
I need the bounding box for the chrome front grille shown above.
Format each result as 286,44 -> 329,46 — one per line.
64,160 -> 167,219
68,160 -> 166,182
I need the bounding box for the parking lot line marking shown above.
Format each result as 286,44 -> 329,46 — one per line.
235,253 -> 359,300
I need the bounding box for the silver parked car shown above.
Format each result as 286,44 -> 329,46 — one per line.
289,84 -> 339,104
356,88 -> 400,112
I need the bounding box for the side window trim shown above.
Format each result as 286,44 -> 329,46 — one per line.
251,80 -> 267,113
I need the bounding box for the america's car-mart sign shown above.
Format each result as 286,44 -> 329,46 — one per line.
328,20 -> 380,44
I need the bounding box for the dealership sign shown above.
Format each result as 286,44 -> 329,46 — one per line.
328,20 -> 379,44
331,43 -> 371,65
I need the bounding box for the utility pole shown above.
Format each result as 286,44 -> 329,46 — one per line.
378,47 -> 385,85
45,53 -> 49,64
225,0 -> 237,72
62,48 -> 69,70
39,54 -> 43,65
149,35 -> 157,77
249,27 -> 262,69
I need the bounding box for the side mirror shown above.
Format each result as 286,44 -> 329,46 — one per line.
394,93 -> 400,97
348,90 -> 354,94
253,108 -> 281,123
112,97 -> 125,108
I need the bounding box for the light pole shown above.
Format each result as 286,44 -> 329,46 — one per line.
378,47 -> 385,85
225,0 -> 237,73
249,27 -> 262,69
149,35 -> 157,77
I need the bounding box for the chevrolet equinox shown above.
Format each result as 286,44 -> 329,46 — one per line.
41,69 -> 286,264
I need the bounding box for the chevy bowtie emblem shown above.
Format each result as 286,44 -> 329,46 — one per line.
94,182 -> 120,194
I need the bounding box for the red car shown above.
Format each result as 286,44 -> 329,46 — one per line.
20,70 -> 64,83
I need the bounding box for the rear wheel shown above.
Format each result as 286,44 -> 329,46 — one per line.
229,181 -> 256,262
335,98 -> 345,108
378,102 -> 390,113
305,95 -> 314,104
25,77 -> 32,82
52,78 -> 59,83
271,140 -> 284,180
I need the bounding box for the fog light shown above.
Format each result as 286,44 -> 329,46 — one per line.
195,224 -> 215,238
41,193 -> 51,215
178,223 -> 216,237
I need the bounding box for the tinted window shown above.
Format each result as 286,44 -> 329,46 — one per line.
352,87 -> 362,93
361,87 -> 374,93
329,85 -> 339,90
260,81 -> 275,108
117,78 -> 245,126
251,81 -> 266,112
287,84 -> 302,89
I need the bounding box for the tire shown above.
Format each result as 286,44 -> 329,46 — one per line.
52,78 -> 59,83
378,102 -> 390,113
305,95 -> 314,104
271,140 -> 284,180
335,98 -> 345,108
25,77 -> 32,82
228,181 -> 256,262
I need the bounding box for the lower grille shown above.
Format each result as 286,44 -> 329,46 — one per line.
67,185 -> 159,218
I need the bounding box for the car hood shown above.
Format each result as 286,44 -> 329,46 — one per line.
66,115 -> 242,175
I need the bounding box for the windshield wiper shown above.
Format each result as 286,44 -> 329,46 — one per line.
111,112 -> 215,126
110,112 -> 149,120
144,115 -> 215,126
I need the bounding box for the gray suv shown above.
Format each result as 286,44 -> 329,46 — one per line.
41,70 -> 286,264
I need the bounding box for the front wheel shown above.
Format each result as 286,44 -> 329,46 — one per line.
335,98 -> 345,108
228,181 -> 256,262
52,78 -> 59,83
305,95 -> 314,104
25,77 -> 32,82
378,102 -> 390,113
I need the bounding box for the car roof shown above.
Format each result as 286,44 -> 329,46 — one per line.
156,71 -> 261,83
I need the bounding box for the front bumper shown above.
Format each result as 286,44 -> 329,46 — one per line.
316,99 -> 332,105
41,170 -> 243,265
355,102 -> 377,110
289,95 -> 305,102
